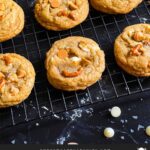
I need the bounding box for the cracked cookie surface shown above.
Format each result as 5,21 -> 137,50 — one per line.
90,0 -> 142,14
34,0 -> 89,31
0,53 -> 35,108
45,36 -> 105,91
0,0 -> 24,42
115,24 -> 150,77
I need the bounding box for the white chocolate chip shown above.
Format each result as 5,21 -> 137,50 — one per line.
104,127 -> 115,138
138,148 -> 145,150
70,56 -> 81,62
82,47 -> 89,52
146,126 -> 150,136
67,142 -> 78,145
110,106 -> 121,118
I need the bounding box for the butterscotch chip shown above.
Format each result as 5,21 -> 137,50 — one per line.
0,53 -> 35,108
62,67 -> 82,77
49,0 -> 60,8
68,12 -> 76,20
68,1 -> 78,10
57,10 -> 68,17
0,78 -> 5,90
3,55 -> 11,65
17,69 -> 26,78
90,0 -> 142,14
45,36 -> 105,91
0,0 -> 25,42
57,49 -> 68,59
0,72 -> 4,79
0,15 -> 3,21
34,0 -> 89,31
114,24 -> 150,77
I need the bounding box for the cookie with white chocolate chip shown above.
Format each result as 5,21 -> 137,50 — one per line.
0,53 -> 35,108
0,0 -> 24,42
45,36 -> 105,91
115,24 -> 150,77
34,0 -> 89,31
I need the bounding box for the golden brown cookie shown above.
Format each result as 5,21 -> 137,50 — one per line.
114,24 -> 150,77
90,0 -> 142,14
0,53 -> 35,108
0,0 -> 25,42
34,0 -> 89,31
45,36 -> 105,91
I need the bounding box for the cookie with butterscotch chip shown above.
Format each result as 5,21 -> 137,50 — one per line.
34,0 -> 89,31
90,0 -> 142,14
115,24 -> 150,77
0,53 -> 35,108
0,0 -> 24,42
45,36 -> 105,91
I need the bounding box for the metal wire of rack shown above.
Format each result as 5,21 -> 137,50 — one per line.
0,0 -> 150,130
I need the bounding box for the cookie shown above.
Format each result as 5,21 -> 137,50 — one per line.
0,0 -> 25,42
90,0 -> 142,14
34,0 -> 89,31
0,53 -> 35,108
45,36 -> 105,91
114,24 -> 150,77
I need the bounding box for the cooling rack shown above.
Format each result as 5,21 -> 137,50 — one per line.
0,0 -> 150,130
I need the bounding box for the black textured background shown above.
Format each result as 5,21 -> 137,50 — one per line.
0,0 -> 150,144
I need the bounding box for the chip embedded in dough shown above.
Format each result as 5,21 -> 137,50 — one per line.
0,0 -> 25,42
114,24 -> 150,77
45,36 -> 105,91
0,53 -> 35,108
90,0 -> 142,14
34,0 -> 89,31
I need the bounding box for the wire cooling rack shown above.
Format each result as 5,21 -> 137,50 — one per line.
0,0 -> 150,130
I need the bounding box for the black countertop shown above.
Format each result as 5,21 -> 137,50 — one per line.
1,92 -> 150,145
0,0 -> 150,145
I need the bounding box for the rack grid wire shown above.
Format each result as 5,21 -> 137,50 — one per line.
0,0 -> 150,130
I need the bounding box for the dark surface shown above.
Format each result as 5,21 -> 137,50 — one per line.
1,0 -> 150,144
0,92 -> 150,144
